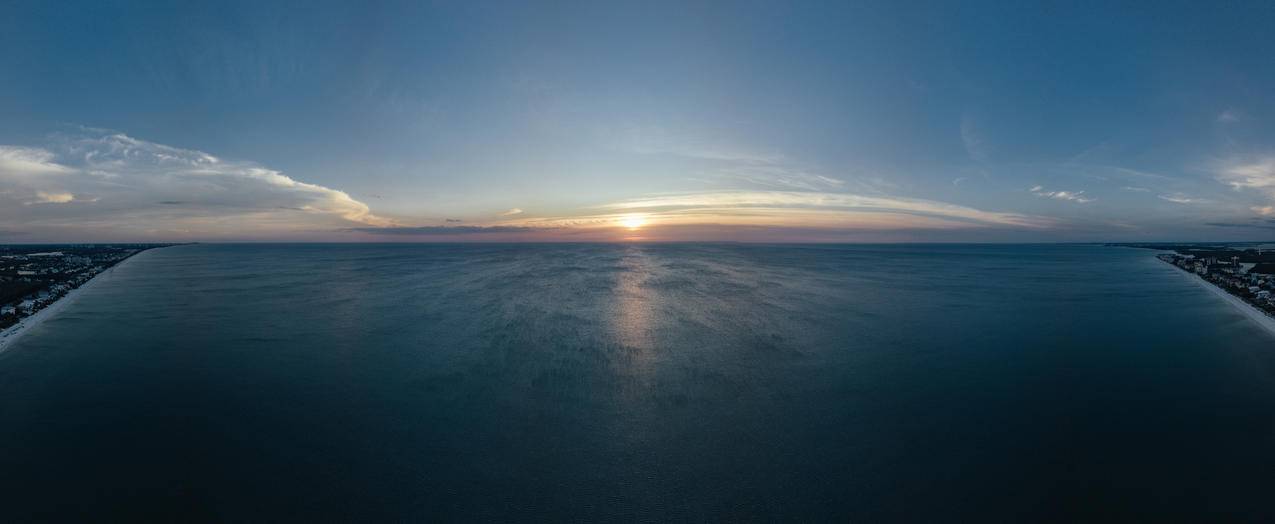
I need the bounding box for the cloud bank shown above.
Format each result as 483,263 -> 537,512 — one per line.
0,131 -> 390,240
349,225 -> 548,235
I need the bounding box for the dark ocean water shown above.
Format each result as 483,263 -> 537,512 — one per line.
2,243 -> 1275,521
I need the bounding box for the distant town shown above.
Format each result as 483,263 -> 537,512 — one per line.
0,244 -> 177,330
1115,243 -> 1275,317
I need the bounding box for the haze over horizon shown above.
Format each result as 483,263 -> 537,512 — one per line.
4,1 -> 1275,242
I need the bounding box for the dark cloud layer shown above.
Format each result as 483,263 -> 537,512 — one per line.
349,225 -> 551,235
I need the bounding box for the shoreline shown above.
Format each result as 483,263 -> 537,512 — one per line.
0,249 -> 153,355
1166,261 -> 1275,338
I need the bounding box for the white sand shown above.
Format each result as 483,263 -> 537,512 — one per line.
0,250 -> 150,354
1171,264 -> 1275,337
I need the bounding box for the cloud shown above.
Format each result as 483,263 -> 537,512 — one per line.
27,191 -> 75,204
613,126 -> 847,192
960,113 -> 990,162
1216,157 -> 1275,192
1157,193 -> 1203,204
1217,109 -> 1242,123
1206,220 -> 1275,230
500,208 -> 524,216
586,190 -> 1050,229
1029,186 -> 1095,203
1052,162 -> 1176,184
1214,157 -> 1275,213
0,130 -> 392,239
688,155 -> 845,191
610,124 -> 785,165
705,163 -> 846,192
349,225 -> 549,235
1121,186 -> 1151,192
0,146 -> 74,175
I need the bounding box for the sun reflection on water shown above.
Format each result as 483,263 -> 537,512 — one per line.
612,246 -> 658,380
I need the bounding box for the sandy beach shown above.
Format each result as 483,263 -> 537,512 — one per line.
1172,265 -> 1275,337
0,250 -> 150,355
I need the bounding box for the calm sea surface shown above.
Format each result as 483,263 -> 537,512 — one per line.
2,244 -> 1275,521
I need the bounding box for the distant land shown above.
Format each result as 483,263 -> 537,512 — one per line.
1111,242 -> 1275,333
0,244 -> 180,346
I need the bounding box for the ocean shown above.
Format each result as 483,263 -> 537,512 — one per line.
2,243 -> 1274,521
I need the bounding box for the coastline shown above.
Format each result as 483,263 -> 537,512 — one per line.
0,249 -> 152,355
1168,262 -> 1275,337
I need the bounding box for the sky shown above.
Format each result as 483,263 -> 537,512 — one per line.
3,0 -> 1275,242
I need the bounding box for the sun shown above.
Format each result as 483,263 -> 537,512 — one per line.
620,215 -> 647,230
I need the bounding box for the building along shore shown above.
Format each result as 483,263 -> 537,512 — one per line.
0,248 -> 154,354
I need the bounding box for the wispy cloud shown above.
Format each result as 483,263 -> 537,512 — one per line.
700,163 -> 847,192
612,125 -> 847,192
584,190 -> 1051,229
960,113 -> 990,162
500,208 -> 524,216
1029,185 -> 1095,203
610,124 -> 785,165
1217,109 -> 1242,123
1157,193 -> 1203,204
1051,161 -> 1177,184
1121,186 -> 1150,192
1206,219 -> 1275,230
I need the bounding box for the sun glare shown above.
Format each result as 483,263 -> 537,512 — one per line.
620,215 -> 647,230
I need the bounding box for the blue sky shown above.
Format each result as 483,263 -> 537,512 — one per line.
3,1 -> 1275,241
